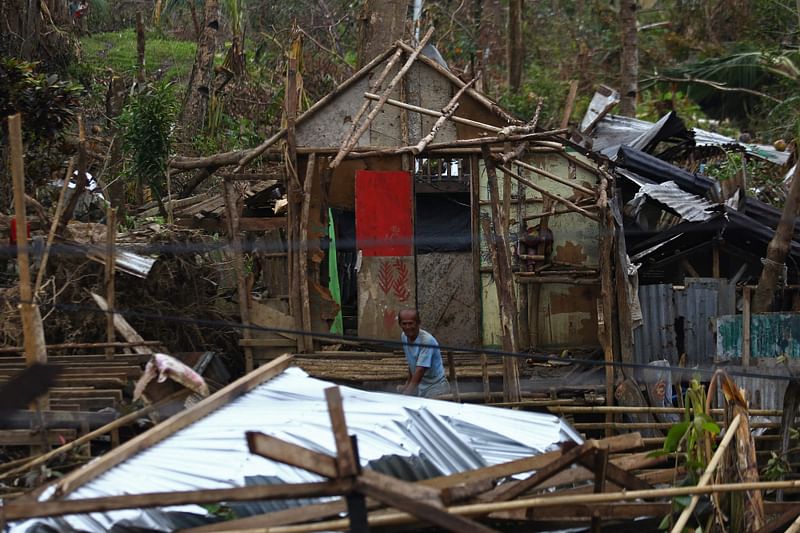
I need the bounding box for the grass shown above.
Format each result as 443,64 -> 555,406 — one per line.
79,29 -> 196,82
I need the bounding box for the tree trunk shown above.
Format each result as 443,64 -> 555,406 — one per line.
357,0 -> 409,67
1,0 -> 71,65
180,0 -> 219,133
507,0 -> 523,90
752,162 -> 800,312
619,0 -> 638,117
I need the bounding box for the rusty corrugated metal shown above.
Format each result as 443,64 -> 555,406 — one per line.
634,284 -> 678,365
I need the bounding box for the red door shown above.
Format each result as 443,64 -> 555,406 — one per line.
355,170 -> 416,340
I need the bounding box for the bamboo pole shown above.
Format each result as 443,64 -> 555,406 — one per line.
254,479 -> 800,533
8,113 -> 48,411
497,164 -> 599,222
330,27 -> 434,169
104,207 -> 117,359
33,158 -> 74,296
412,77 -> 477,154
671,414 -> 743,533
511,158 -> 596,196
363,92 -> 504,133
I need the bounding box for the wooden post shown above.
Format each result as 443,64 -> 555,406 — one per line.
223,180 -> 254,372
285,31 -> 304,353
298,154 -> 315,353
743,286 -> 751,369
105,207 -> 117,359
481,353 -> 490,404
597,174 -> 616,437
713,242 -> 720,278
445,352 -> 461,402
60,116 -> 88,232
136,12 -> 146,82
560,80 -> 579,129
480,145 -> 521,403
591,448 -> 609,533
8,113 -> 48,410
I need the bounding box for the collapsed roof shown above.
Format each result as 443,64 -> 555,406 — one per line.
10,364 -> 580,532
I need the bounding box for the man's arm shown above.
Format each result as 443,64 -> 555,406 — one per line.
402,365 -> 428,395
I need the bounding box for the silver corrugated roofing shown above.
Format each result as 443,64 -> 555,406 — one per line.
632,181 -> 717,222
10,367 -> 581,533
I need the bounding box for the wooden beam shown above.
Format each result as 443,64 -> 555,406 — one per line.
510,158 -> 596,197
324,386 -> 358,477
51,354 -> 293,497
246,431 -> 339,479
2,480 -> 352,521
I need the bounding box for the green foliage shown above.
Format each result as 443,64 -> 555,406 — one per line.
0,58 -> 81,204
636,88 -> 706,127
79,30 -> 196,82
119,81 -> 179,203
0,58 -> 81,143
498,64 -> 567,127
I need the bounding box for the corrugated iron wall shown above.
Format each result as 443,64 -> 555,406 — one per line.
634,278 -> 734,367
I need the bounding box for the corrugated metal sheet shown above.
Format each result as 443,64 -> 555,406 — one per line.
717,313 -> 800,360
633,181 -> 717,222
715,366 -> 789,411
10,367 -> 581,533
635,279 -> 734,367
634,284 -> 678,365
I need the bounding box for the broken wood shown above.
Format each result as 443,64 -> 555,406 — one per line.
330,27 -> 434,169
90,293 -> 155,356
412,76 -> 478,154
560,80 -> 579,129
247,431 -> 339,478
480,145 -> 521,403
324,386 -> 358,477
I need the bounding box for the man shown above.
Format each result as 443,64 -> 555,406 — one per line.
397,309 -> 450,398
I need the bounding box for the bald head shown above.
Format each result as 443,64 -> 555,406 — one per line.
398,308 -> 421,340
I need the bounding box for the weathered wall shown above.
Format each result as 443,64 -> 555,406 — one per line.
296,58 -> 500,150
479,150 -> 601,349
417,252 -> 479,349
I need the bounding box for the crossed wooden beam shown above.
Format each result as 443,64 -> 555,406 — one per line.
246,386 -> 498,533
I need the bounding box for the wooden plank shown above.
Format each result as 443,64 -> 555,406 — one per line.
0,341 -> 159,355
2,480 -> 353,521
51,354 -> 294,497
246,431 -> 339,478
239,338 -> 296,347
324,386 -> 358,477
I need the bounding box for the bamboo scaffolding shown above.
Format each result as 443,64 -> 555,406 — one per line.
330,27 -> 434,169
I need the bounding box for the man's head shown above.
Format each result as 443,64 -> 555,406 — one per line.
398,308 -> 421,339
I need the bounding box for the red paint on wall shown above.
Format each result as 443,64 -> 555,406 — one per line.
355,170 -> 413,256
